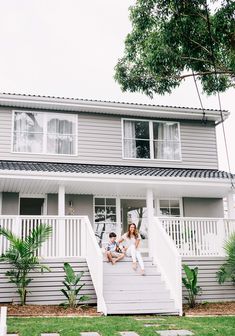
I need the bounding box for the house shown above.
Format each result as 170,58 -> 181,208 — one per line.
0,93 -> 234,315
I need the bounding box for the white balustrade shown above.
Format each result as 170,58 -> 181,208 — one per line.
159,217 -> 235,257
152,217 -> 182,315
84,216 -> 107,315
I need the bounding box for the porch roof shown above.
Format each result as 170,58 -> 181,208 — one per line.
0,160 -> 234,198
0,160 -> 233,180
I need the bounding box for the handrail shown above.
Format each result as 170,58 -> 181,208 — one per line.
83,216 -> 107,315
152,217 -> 182,315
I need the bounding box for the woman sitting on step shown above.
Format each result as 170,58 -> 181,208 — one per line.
119,223 -> 145,276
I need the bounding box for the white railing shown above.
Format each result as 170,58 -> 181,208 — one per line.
151,217 -> 182,315
0,216 -> 85,257
160,217 -> 235,257
0,215 -> 106,315
84,217 -> 107,315
0,307 -> 7,336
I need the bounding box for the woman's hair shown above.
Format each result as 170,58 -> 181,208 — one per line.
127,223 -> 139,239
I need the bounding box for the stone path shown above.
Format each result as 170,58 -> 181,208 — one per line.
7,329 -> 194,336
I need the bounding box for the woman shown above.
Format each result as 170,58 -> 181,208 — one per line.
119,223 -> 145,275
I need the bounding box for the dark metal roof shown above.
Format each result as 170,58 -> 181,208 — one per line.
0,160 -> 233,180
0,92 -> 226,113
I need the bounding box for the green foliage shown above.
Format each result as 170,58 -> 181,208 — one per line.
217,232 -> 235,284
61,262 -> 89,308
182,264 -> 202,308
115,0 -> 235,97
0,224 -> 52,305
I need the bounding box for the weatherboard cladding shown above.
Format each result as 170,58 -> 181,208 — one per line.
0,107 -> 218,169
0,160 -> 232,180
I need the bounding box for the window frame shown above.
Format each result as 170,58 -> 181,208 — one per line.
122,118 -> 182,161
156,198 -> 183,217
11,110 -> 78,156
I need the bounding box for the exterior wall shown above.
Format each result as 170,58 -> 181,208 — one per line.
0,258 -> 96,305
47,194 -> 58,215
182,257 -> 235,302
65,194 -> 93,223
183,197 -> 224,217
0,107 -> 218,169
47,193 -> 93,223
2,192 -> 19,215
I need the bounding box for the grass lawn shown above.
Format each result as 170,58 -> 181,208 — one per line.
8,315 -> 235,336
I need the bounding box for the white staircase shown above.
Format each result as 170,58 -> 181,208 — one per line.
103,257 -> 180,315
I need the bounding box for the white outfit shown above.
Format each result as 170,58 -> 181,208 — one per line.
122,232 -> 144,270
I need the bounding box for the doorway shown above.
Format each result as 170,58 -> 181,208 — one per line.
20,198 -> 44,215
121,199 -> 148,252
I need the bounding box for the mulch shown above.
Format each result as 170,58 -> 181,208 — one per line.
183,302 -> 235,316
2,302 -> 235,317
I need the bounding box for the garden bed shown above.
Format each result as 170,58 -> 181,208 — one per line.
2,301 -> 235,317
1,304 -> 100,317
183,302 -> 235,315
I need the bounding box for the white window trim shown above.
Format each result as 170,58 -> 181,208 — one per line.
155,197 -> 183,217
121,118 -> 182,161
11,110 -> 78,156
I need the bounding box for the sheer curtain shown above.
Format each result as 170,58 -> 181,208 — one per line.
124,120 -> 136,158
13,112 -> 43,153
47,116 -> 75,154
154,122 -> 179,159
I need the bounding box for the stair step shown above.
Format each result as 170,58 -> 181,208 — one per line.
104,275 -> 162,285
103,257 -> 152,263
104,290 -> 171,301
107,308 -> 180,315
106,301 -> 176,313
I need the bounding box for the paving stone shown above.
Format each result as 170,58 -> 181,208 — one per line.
119,333 -> 140,336
144,324 -> 161,327
80,333 -> 101,336
41,334 -> 60,336
157,330 -> 194,336
135,318 -> 166,321
7,334 -> 19,336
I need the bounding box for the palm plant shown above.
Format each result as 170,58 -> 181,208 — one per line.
182,264 -> 202,308
217,233 -> 235,285
0,224 -> 52,305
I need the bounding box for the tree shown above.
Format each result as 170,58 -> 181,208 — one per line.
0,224 -> 52,305
115,0 -> 235,97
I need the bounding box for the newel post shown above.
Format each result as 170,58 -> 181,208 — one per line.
146,189 -> 154,258
0,307 -> 7,336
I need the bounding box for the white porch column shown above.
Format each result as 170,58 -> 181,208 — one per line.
146,189 -> 154,258
227,191 -> 235,219
58,185 -> 66,257
58,185 -> 65,216
116,197 -> 121,238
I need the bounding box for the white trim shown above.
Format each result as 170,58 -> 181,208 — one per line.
0,93 -> 229,122
11,110 -> 78,156
121,118 -> 182,161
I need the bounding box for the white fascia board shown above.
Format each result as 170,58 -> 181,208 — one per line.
0,170 -> 231,188
0,94 -> 229,122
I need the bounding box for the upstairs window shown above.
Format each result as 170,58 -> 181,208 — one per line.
123,119 -> 181,160
13,111 -> 77,155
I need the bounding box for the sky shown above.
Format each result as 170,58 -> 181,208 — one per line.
0,0 -> 234,172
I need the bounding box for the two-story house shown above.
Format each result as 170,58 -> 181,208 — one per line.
0,93 -> 234,315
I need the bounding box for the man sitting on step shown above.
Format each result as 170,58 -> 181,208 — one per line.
105,232 -> 125,265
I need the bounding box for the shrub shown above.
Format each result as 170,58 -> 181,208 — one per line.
217,232 -> 235,284
61,262 -> 89,308
182,264 -> 202,308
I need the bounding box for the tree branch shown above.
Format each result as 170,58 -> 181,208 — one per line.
179,70 -> 234,80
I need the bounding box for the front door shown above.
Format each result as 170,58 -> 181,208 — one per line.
20,198 -> 44,215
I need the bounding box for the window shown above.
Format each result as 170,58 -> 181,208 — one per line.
94,198 -> 117,245
123,119 -> 181,160
13,111 -> 77,155
159,199 -> 181,217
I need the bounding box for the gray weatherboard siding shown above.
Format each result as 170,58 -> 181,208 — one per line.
0,107 -> 218,169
